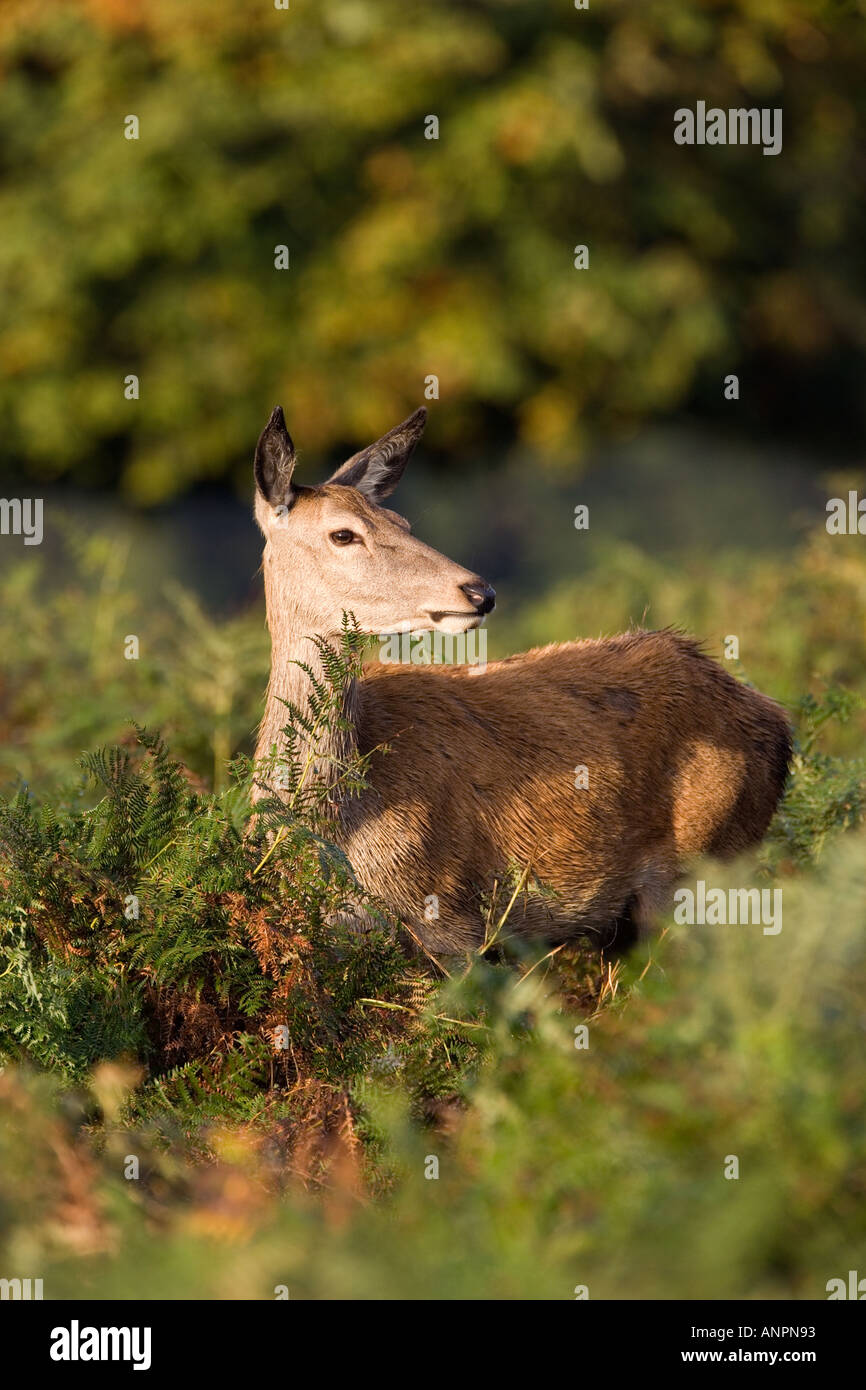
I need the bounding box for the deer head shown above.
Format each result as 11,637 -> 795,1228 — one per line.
254,405 -> 495,637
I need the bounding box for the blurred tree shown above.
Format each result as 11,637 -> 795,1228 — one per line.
0,0 -> 863,502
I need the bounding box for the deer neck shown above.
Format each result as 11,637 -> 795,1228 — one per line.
256,577 -> 360,810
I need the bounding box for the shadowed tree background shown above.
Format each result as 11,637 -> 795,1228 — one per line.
0,0 -> 864,502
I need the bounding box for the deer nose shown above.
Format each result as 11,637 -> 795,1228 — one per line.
461,580 -> 496,615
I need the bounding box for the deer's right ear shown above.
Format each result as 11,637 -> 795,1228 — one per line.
254,406 -> 297,510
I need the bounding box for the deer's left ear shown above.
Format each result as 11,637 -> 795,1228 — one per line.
254,406 -> 297,510
328,407 -> 426,502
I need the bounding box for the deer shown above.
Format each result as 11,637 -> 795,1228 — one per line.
252,404 -> 792,954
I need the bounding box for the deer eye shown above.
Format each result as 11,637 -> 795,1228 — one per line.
329,528 -> 357,546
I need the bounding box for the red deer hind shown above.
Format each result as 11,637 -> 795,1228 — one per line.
253,405 -> 791,953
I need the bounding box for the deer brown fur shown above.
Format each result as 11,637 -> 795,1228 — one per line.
253,405 -> 792,953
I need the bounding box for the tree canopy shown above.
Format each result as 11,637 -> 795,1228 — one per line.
0,0 -> 863,502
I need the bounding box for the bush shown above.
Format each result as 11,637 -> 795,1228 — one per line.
1,623 -> 864,1296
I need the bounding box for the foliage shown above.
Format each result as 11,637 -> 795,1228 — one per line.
247,616 -> 375,834
767,687 -> 866,865
0,641 -> 483,1157
1,0 -> 864,1305
0,527 -> 269,795
0,566 -> 864,1295
1,796 -> 865,1298
1,498 -> 865,1297
0,0 -> 864,500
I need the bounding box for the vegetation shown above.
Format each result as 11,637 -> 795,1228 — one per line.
0,0 -> 864,501
1,0 -> 864,1304
0,529 -> 864,1299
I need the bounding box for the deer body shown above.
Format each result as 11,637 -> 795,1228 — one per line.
253,406 -> 791,953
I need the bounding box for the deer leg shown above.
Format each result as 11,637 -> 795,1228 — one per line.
600,896 -> 642,955
326,903 -> 382,936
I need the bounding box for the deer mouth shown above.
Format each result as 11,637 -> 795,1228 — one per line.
423,609 -> 487,635
426,610 -> 485,630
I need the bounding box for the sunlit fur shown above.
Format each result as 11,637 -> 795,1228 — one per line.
254,413 -> 792,953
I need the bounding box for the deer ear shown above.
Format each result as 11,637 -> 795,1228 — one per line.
254,406 -> 297,509
328,407 -> 426,502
